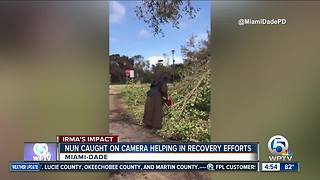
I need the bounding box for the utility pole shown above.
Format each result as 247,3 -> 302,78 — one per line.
171,50 -> 175,82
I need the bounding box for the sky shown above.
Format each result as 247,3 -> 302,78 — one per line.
109,1 -> 211,66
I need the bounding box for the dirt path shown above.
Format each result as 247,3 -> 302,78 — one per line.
109,85 -> 210,180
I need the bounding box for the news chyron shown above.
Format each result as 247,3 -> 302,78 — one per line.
9,135 -> 300,173
261,135 -> 300,172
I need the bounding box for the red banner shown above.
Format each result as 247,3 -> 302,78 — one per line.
125,69 -> 130,77
57,135 -> 118,143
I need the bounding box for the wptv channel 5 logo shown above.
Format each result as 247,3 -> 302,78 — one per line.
268,135 -> 293,161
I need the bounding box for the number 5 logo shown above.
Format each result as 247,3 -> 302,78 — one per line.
268,135 -> 289,155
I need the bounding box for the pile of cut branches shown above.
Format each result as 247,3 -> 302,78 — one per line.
159,60 -> 210,142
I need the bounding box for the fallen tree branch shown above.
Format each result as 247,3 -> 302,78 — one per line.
172,70 -> 209,109
170,70 -> 209,116
178,70 -> 209,117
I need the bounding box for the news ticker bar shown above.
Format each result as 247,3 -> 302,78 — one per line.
9,162 -> 259,172
9,162 -> 300,172
261,162 -> 299,172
